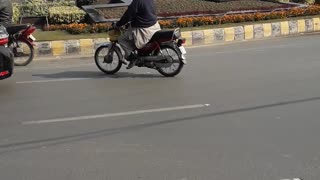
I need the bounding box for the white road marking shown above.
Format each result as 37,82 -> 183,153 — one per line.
14,63 -> 95,72
16,78 -> 92,84
23,104 -> 211,125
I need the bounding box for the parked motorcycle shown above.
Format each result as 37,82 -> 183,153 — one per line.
94,24 -> 187,77
0,25 -> 14,80
6,24 -> 36,66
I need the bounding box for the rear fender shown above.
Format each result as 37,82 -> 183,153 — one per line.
19,36 -> 36,46
160,42 -> 186,64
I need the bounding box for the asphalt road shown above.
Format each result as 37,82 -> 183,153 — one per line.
1,35 -> 320,180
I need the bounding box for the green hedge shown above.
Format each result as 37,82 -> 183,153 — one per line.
12,0 -> 76,23
19,0 -> 49,17
12,3 -> 20,23
48,6 -> 86,24
12,0 -> 83,24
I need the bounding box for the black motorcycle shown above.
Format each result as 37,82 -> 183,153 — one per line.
94,24 -> 187,77
0,25 -> 13,80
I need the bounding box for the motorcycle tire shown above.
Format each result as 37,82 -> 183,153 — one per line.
94,45 -> 122,74
157,45 -> 184,77
9,39 -> 34,66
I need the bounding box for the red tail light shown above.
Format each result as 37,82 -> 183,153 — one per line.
177,38 -> 186,47
22,26 -> 36,36
0,71 -> 9,76
0,38 -> 8,45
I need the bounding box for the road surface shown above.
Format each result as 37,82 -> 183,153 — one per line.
1,35 -> 320,180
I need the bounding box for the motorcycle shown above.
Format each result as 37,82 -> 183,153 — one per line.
0,25 -> 14,80
6,24 -> 36,66
94,24 -> 187,77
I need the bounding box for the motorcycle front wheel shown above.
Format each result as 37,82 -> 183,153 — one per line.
94,45 -> 122,74
157,45 -> 184,77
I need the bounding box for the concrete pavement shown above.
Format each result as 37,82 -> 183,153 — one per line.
1,35 -> 320,180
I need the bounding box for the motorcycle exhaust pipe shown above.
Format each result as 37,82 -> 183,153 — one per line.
140,55 -> 168,62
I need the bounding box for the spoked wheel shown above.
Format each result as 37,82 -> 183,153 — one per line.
9,40 -> 34,66
94,45 -> 122,74
157,45 -> 184,77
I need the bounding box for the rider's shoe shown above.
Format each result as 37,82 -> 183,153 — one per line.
126,60 -> 136,69
126,53 -> 137,69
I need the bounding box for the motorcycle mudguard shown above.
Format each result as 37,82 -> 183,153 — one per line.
160,42 -> 187,64
97,42 -> 111,49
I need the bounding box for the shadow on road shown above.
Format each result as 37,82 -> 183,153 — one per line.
32,71 -> 164,79
1,96 -> 320,155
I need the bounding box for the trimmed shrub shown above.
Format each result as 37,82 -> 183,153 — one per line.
14,0 -> 76,18
12,3 -> 21,23
48,6 -> 86,24
19,0 -> 48,16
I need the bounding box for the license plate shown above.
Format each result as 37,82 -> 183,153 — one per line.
29,34 -> 36,41
179,46 -> 186,55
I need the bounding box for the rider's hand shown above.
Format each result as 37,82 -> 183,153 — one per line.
112,22 -> 119,30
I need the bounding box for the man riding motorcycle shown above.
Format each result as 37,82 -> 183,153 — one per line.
114,0 -> 161,69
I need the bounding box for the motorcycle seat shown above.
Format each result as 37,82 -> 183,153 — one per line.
6,24 -> 30,35
151,30 -> 175,42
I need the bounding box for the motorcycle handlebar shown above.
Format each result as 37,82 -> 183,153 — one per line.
108,21 -> 131,31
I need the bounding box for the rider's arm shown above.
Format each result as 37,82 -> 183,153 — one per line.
116,0 -> 139,27
0,0 -> 13,27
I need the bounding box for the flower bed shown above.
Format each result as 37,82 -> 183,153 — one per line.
44,5 -> 320,34
44,23 -> 111,34
171,6 -> 320,27
95,0 -> 295,19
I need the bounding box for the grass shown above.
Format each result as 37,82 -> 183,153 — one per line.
34,15 -> 320,42
33,30 -> 108,41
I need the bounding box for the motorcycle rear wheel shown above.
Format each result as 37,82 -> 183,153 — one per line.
9,39 -> 34,66
157,45 -> 184,77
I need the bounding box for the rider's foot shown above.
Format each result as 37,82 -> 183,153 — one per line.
126,59 -> 136,69
126,53 -> 137,69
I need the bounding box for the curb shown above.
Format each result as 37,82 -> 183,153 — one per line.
33,17 -> 320,61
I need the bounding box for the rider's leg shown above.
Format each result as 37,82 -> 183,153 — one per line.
118,32 -> 138,69
118,29 -> 137,69
118,28 -> 135,60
